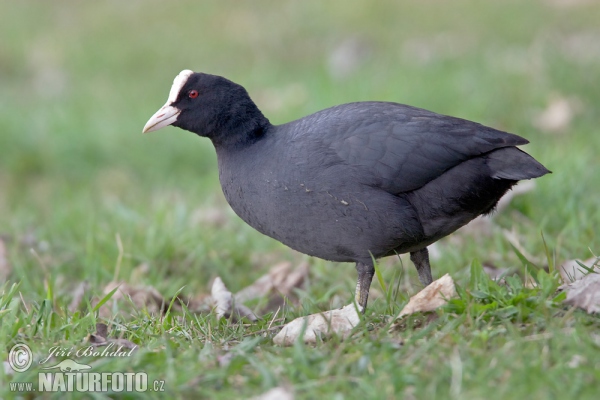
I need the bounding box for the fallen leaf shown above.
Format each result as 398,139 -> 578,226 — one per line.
273,303 -> 360,346
88,323 -> 138,351
169,293 -> 213,314
235,261 -> 308,312
390,274 -> 456,331
559,258 -> 598,283
211,277 -> 232,320
234,302 -> 258,322
211,277 -> 257,322
251,386 -> 294,400
562,273 -> 600,314
68,281 -> 91,313
93,281 -> 167,319
482,263 -> 511,282
89,323 -> 109,346
502,228 -> 543,266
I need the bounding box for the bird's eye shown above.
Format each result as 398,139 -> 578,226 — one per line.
188,90 -> 199,99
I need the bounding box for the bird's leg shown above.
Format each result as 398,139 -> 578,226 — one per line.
410,247 -> 433,286
355,262 -> 375,313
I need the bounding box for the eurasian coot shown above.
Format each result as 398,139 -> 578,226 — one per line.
143,70 -> 549,312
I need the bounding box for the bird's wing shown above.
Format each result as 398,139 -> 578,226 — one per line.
302,102 -> 529,194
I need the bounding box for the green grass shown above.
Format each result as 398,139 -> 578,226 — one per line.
1,0 -> 600,398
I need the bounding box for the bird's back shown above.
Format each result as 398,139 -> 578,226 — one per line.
215,101 -> 548,263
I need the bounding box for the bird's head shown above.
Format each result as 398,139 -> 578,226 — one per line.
143,70 -> 268,146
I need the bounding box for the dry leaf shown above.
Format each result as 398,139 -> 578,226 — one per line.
273,303 -> 360,346
502,229 -> 542,266
89,323 -> 109,346
563,273 -> 600,314
559,258 -> 598,283
482,264 -> 510,282
93,281 -> 167,319
233,302 -> 258,322
390,274 -> 456,331
0,239 -> 11,281
169,293 -> 213,313
88,323 -> 138,351
251,386 -> 294,400
68,281 -> 91,313
235,261 -> 308,312
211,277 -> 257,322
211,277 -> 232,320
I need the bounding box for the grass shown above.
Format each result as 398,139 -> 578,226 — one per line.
1,0 -> 600,398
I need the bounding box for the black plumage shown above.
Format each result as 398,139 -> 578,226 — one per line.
143,71 -> 550,311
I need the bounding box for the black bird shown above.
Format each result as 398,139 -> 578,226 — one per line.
143,70 -> 549,313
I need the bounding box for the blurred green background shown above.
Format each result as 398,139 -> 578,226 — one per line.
1,0 -> 600,397
2,0 -> 599,301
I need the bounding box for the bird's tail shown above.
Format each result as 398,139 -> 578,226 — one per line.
486,147 -> 551,180
406,146 -> 549,241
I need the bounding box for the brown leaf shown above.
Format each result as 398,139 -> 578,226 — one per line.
88,323 -> 138,352
482,263 -> 511,282
390,274 -> 456,331
95,322 -> 108,338
211,277 -> 232,320
168,293 -> 213,314
211,277 -> 257,322
502,229 -> 543,266
273,304 -> 360,346
109,338 -> 138,350
559,258 -> 598,283
235,261 -> 308,312
68,281 -> 91,313
563,273 -> 600,314
93,281 -> 167,319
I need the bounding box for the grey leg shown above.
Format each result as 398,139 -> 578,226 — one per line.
410,248 -> 433,286
355,262 -> 375,313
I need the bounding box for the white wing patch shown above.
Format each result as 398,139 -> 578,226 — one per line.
167,69 -> 194,104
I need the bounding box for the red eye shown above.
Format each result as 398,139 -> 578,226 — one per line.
188,90 -> 199,99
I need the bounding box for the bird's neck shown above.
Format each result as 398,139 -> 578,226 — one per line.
209,103 -> 271,150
